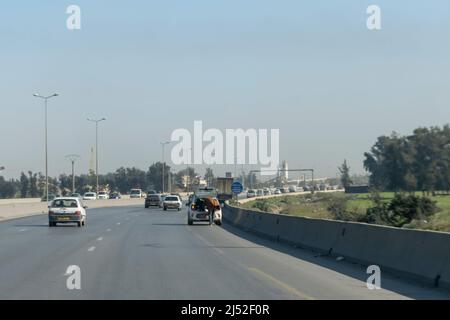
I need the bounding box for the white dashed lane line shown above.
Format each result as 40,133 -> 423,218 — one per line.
88,246 -> 96,252
116,222 -> 121,226
107,229 -> 111,232
18,228 -> 27,232
97,237 -> 103,241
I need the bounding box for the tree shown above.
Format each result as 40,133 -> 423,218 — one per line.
0,176 -> 17,198
338,160 -> 353,188
19,172 -> 28,198
28,171 -> 39,197
147,162 -> 171,192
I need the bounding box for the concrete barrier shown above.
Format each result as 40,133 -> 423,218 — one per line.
223,204 -> 450,289
0,198 -> 145,222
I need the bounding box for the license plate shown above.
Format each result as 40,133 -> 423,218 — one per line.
57,217 -> 70,221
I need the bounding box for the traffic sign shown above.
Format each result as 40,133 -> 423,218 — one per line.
231,181 -> 243,194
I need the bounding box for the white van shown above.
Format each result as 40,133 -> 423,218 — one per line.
130,189 -> 143,198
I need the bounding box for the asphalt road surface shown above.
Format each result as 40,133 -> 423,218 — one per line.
0,205 -> 448,299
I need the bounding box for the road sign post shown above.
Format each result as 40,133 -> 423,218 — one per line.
231,181 -> 243,201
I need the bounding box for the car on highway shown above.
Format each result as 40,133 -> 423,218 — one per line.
288,185 -> 297,192
257,189 -> 264,197
83,192 -> 97,200
109,192 -> 122,199
274,189 -> 281,194
98,191 -> 109,199
263,188 -> 271,196
48,197 -> 87,227
130,188 -> 144,198
163,195 -> 182,211
145,194 -> 162,208
70,193 -> 82,199
247,189 -> 256,198
187,188 -> 222,225
147,190 -> 157,195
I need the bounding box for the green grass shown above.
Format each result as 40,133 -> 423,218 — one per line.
241,192 -> 450,232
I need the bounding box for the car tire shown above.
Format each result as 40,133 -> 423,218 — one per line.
177,207 -> 180,211
163,207 -> 167,211
188,218 -> 193,225
82,220 -> 86,226
145,205 -> 149,208
77,221 -> 82,227
215,220 -> 222,226
49,221 -> 54,227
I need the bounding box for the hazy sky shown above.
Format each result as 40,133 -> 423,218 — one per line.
1,1 -> 450,180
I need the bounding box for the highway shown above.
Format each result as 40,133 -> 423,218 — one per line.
0,204 -> 448,300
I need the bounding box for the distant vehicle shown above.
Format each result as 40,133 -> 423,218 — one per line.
145,194 -> 162,208
263,188 -> 271,196
83,192 -> 97,200
247,189 -> 256,198
70,193 -> 81,199
256,189 -> 264,197
274,189 -> 282,194
130,188 -> 144,198
187,188 -> 222,225
288,185 -> 297,193
280,187 -> 288,193
98,191 -> 109,199
216,177 -> 234,203
297,187 -> 304,192
147,190 -> 157,195
163,195 -> 182,211
109,192 -> 122,199
48,197 -> 87,227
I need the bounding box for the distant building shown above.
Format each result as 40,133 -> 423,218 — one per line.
282,160 -> 288,180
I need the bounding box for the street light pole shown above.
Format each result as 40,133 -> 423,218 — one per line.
65,154 -> 80,193
161,141 -> 171,193
33,93 -> 59,203
87,118 -> 106,197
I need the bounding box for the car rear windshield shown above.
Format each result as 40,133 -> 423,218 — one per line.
165,196 -> 178,201
85,193 -> 95,196
52,199 -> 78,208
130,190 -> 140,194
149,195 -> 160,200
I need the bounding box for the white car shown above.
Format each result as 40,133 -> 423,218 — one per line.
187,194 -> 222,225
83,192 -> 97,200
247,189 -> 256,198
48,197 -> 87,227
274,189 -> 281,194
98,191 -> 109,199
130,188 -> 143,198
163,195 -> 182,211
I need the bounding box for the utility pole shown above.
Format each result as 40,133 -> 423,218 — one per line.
33,93 -> 59,203
87,118 -> 106,197
161,141 -> 171,193
65,154 -> 80,193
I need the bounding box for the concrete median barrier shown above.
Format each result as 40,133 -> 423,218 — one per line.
223,204 -> 450,289
0,198 -> 145,222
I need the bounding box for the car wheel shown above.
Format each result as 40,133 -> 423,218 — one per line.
49,221 -> 54,227
82,220 -> 86,226
177,207 -> 180,211
163,206 -> 167,211
188,219 -> 193,225
77,221 -> 82,227
215,220 -> 222,226
145,205 -> 149,208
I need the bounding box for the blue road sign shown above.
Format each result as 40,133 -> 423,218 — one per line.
231,181 -> 244,194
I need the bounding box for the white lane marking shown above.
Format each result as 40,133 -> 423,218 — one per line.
97,237 -> 103,241
88,246 -> 96,252
107,228 -> 111,232
116,222 -> 121,225
19,228 -> 27,232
